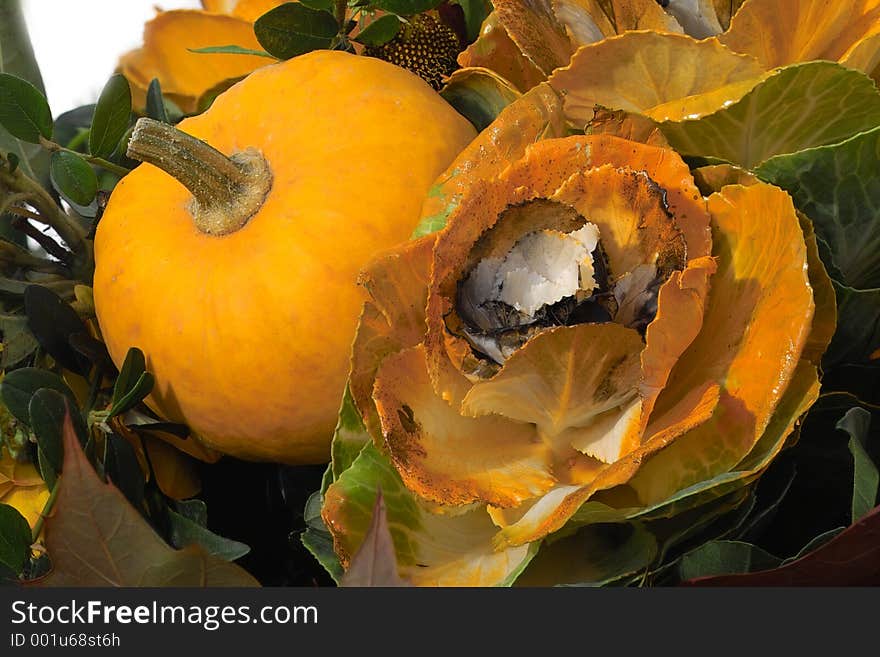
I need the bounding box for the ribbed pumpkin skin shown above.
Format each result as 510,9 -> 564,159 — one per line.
93,50 -> 476,463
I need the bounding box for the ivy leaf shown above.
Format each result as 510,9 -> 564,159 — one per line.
0,367 -> 77,426
0,503 -> 31,575
24,284 -> 92,376
28,409 -> 260,587
354,15 -> 402,47
254,3 -> 340,60
145,79 -> 169,124
0,73 -> 52,143
371,0 -> 443,16
49,151 -> 97,206
340,489 -> 410,587
837,407 -> 878,523
88,74 -> 132,159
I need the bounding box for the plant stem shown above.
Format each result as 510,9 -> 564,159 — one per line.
31,476 -> 61,543
126,118 -> 272,236
39,137 -> 131,177
334,0 -> 347,28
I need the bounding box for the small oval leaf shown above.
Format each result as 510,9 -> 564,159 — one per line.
89,74 -> 132,159
0,73 -> 52,143
29,388 -> 69,476
112,346 -> 146,403
188,45 -> 276,58
371,0 -> 443,16
49,151 -> 97,206
354,15 -> 402,47
108,372 -> 154,418
24,284 -> 92,375
0,367 -> 77,426
254,3 -> 340,60
0,503 -> 32,574
145,78 -> 169,124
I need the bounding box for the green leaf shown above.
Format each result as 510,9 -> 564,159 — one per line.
188,45 -> 276,58
301,526 -> 343,582
145,79 -> 168,123
174,499 -> 208,526
452,0 -> 491,42
167,508 -> 251,561
660,62 -> 880,169
0,312 -> 39,369
517,522 -> 657,587
354,15 -> 402,47
31,408 -> 260,587
254,3 -> 340,60
49,150 -> 97,206
52,104 -> 94,150
28,388 -> 69,477
0,72 -> 51,143
838,407 -> 878,523
23,284 -> 92,375
330,386 -> 371,484
678,540 -> 781,581
109,347 -> 154,417
371,0 -> 443,15
298,0 -> 334,11
0,503 -> 31,574
757,125 -> 880,290
440,69 -> 520,132
103,433 -> 145,509
829,281 -> 880,366
0,1 -> 49,188
88,74 -> 131,159
0,367 -> 76,426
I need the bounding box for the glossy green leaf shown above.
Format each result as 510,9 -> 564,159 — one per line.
188,45 -> 276,58
0,367 -> 76,426
103,433 -> 145,509
0,503 -> 31,574
254,3 -> 339,60
49,150 -> 97,206
88,74 -> 131,159
838,407 -> 878,523
112,347 -> 146,404
24,284 -> 92,375
108,372 -> 154,418
0,72 -> 51,143
371,0 -> 443,15
145,79 -> 168,123
0,312 -> 38,369
354,15 -> 402,47
452,0 -> 491,42
440,69 -> 521,131
678,540 -> 781,580
827,281 -> 880,365
757,125 -> 880,290
167,508 -> 250,561
28,388 -> 68,478
660,62 -> 880,169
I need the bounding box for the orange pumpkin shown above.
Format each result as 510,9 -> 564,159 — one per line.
93,51 -> 476,463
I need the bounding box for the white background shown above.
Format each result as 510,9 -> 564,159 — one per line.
23,0 -> 202,115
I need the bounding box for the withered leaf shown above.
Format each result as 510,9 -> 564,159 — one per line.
29,409 -> 258,587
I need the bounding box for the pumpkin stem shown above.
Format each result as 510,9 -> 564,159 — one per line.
126,118 -> 272,236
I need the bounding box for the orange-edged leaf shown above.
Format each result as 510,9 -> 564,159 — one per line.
719,0 -> 880,74
493,0 -> 574,76
548,31 -> 766,127
413,82 -> 565,238
691,163 -> 758,195
553,0 -> 683,42
373,344 -> 554,508
323,443 -> 538,586
340,490 -> 410,587
456,12 -> 546,93
630,182 -> 814,504
461,323 -> 644,465
586,107 -> 670,147
32,410 -> 258,587
800,215 -> 837,366
118,10 -> 272,113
